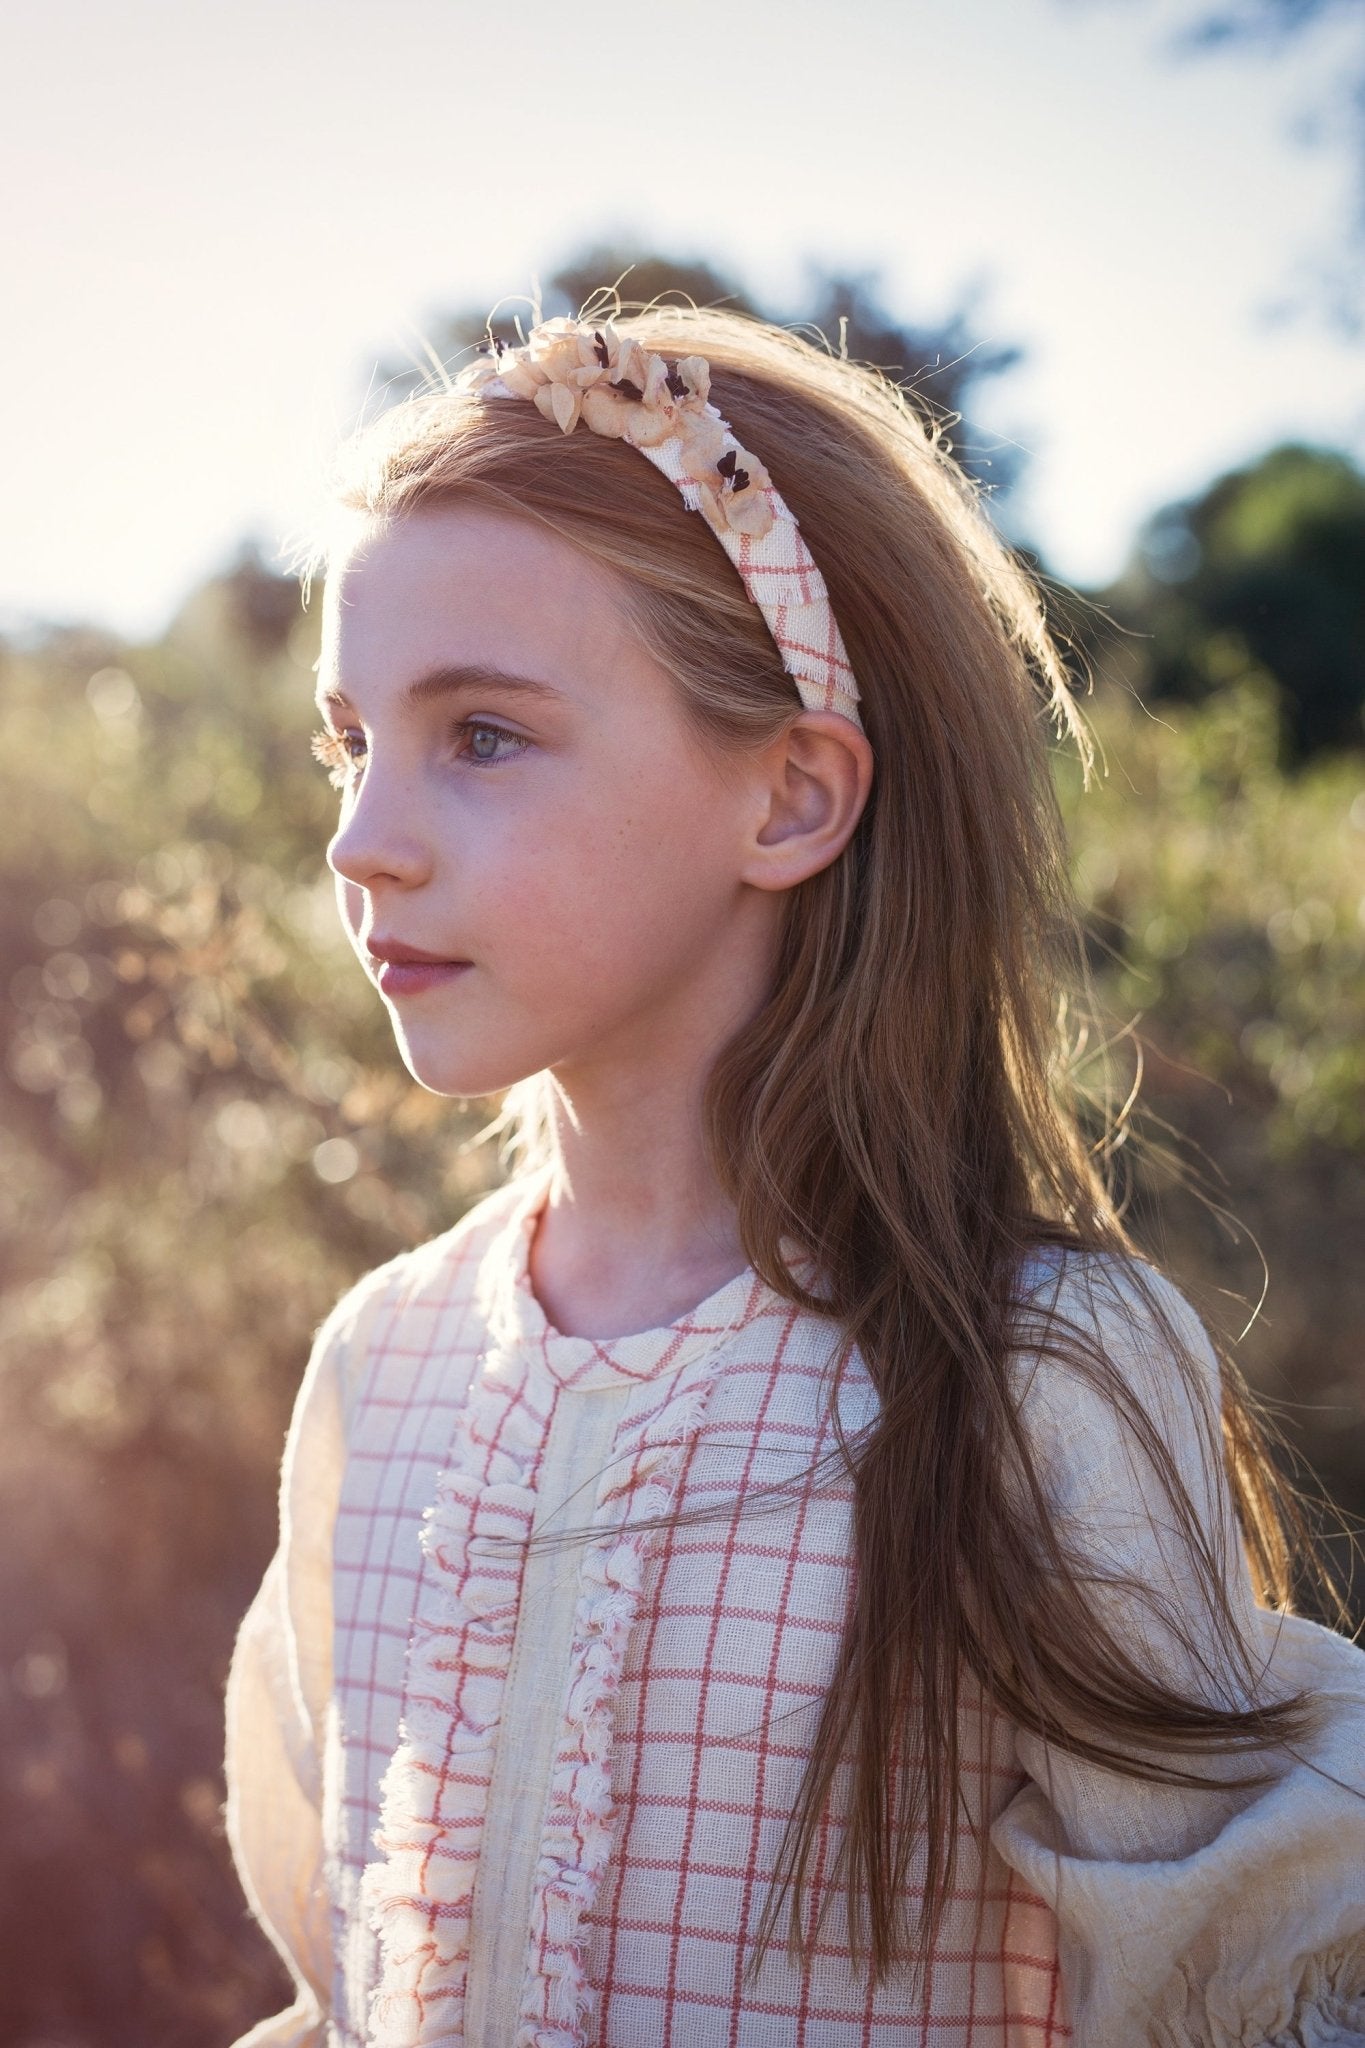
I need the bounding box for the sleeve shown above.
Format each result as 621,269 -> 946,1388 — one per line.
224,1552 -> 331,2048
224,1267 -> 395,2048
990,1254 -> 1365,2048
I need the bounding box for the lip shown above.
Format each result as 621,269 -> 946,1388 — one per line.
376,959 -> 470,996
367,937 -> 463,965
365,937 -> 470,998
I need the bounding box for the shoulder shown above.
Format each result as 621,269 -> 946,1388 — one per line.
1010,1242 -> 1218,1396
322,1173 -> 531,1336
1005,1243 -> 1225,1523
295,1173 -> 537,1418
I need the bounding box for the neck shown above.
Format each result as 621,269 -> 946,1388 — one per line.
525,1040 -> 749,1344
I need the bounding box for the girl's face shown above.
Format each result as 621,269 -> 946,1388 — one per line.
315,503 -> 790,1100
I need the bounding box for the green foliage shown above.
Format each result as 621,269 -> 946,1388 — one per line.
1,554 -> 489,1463
1061,668 -> 1365,1156
1105,443 -> 1365,761
1057,665 -> 1365,1624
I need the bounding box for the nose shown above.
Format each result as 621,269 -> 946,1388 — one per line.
326,769 -> 433,893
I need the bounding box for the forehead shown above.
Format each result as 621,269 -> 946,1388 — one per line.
320,503 -> 636,689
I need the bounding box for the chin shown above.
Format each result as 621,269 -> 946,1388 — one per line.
393,1029 -> 546,1102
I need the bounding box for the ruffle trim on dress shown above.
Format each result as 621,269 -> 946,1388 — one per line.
513,1362 -> 728,2048
361,1333 -> 550,2046
361,1272 -> 756,2047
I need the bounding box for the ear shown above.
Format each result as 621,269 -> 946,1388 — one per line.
739,711 -> 874,892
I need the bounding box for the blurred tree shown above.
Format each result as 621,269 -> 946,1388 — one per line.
792,265 -> 1025,496
375,240 -> 1026,498
1055,666 -> 1365,1596
1098,441 -> 1365,760
218,536 -> 308,660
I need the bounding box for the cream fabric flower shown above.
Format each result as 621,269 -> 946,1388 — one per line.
495,356 -> 548,403
579,383 -> 638,439
697,446 -> 774,538
673,411 -> 728,475
464,323 -> 776,557
533,381 -> 583,433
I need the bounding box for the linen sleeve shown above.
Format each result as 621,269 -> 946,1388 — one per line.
224,1550 -> 331,2048
224,1270 -> 390,2048
990,1255 -> 1365,2048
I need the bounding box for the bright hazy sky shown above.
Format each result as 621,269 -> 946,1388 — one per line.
3,0 -> 1362,640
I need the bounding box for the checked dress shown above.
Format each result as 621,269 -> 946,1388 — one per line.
226,1171 -> 1365,2047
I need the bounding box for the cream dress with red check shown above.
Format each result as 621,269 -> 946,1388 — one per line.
225,1171 -> 1365,2048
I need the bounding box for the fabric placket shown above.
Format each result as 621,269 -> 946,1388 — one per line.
463,1375 -> 638,2048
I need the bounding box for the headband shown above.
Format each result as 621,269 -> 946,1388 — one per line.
456,316 -> 864,732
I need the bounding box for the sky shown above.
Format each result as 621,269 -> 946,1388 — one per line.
2,0 -> 1362,642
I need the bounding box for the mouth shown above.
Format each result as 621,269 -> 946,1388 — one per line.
374,959 -> 471,997
365,938 -> 471,998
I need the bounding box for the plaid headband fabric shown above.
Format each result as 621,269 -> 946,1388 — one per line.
456,317 -> 864,732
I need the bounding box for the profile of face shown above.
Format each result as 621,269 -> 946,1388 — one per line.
315,504 -> 870,1102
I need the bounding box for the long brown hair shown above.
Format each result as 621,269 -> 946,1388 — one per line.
304,297 -> 1324,1976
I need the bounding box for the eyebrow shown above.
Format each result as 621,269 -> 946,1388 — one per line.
315,663 -> 567,716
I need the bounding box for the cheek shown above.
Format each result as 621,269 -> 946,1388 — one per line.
505,779 -> 738,966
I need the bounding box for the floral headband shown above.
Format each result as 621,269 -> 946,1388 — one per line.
456,317 -> 864,731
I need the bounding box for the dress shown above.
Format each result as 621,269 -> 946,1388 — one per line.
225,1170 -> 1365,2047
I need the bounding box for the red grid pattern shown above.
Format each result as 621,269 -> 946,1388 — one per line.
580,1332 -> 1066,2045
645,445 -> 863,729
318,1183 -> 1067,2043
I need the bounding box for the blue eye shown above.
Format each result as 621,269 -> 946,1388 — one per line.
460,721 -> 528,765
310,719 -> 526,789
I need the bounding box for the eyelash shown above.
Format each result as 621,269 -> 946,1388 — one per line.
308,720 -> 528,789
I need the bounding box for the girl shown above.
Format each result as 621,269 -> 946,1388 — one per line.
225,302 -> 1365,2047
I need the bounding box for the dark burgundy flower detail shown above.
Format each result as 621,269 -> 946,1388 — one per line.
592,330 -> 610,368
716,448 -> 751,492
664,369 -> 689,400
614,376 -> 643,402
